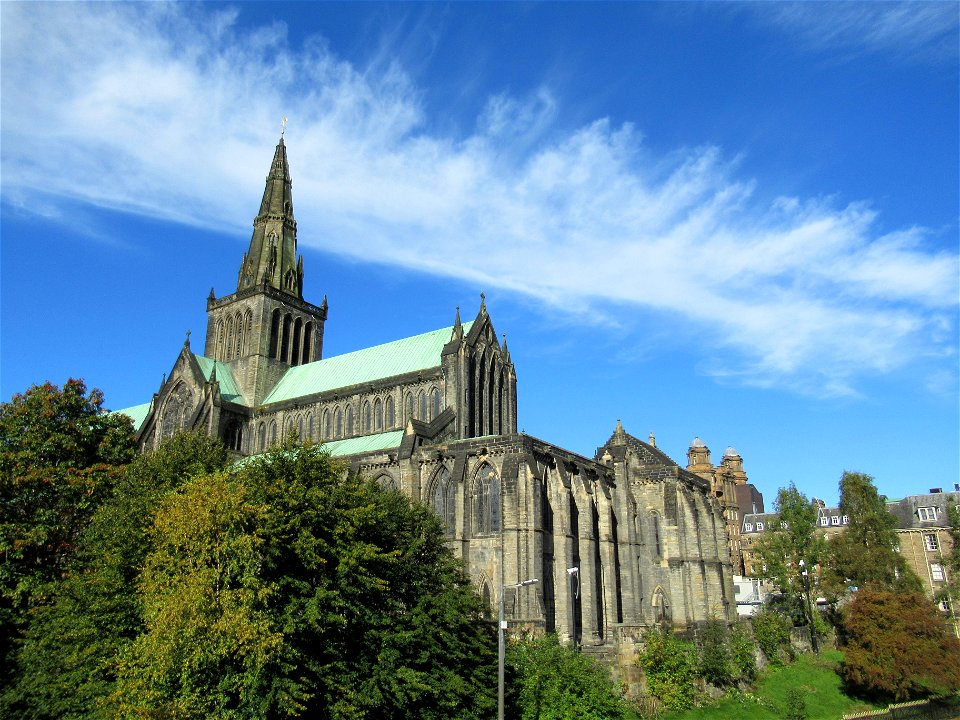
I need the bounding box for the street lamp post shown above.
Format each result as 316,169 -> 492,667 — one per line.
567,567 -> 580,648
798,559 -> 819,654
498,577 -> 538,720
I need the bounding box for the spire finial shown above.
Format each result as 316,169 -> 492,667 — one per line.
184,329 -> 191,347
479,292 -> 487,314
280,116 -> 288,138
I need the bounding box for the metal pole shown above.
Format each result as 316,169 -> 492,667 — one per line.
800,563 -> 819,654
498,578 -> 538,720
498,583 -> 506,720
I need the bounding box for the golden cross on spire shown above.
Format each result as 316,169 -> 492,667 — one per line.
280,116 -> 288,138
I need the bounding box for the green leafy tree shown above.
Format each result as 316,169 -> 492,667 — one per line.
505,634 -> 629,720
3,431 -> 230,719
752,483 -> 825,642
639,626 -> 699,711
109,443 -> 497,719
826,471 -> 920,593
0,379 -> 136,689
841,588 -> 960,701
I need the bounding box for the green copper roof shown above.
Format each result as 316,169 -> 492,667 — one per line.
320,430 -> 404,457
115,402 -> 151,432
194,355 -> 247,405
264,321 -> 472,405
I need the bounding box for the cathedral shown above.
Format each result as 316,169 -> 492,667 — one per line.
120,136 -> 737,652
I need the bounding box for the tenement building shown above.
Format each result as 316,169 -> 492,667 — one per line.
120,137 -> 737,649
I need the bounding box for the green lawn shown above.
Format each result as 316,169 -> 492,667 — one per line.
664,651 -> 880,720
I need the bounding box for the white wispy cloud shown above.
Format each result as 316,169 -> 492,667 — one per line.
1,3 -> 956,397
755,1 -> 959,63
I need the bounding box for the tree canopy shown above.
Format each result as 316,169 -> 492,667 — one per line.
0,379 -> 136,692
4,431 -> 230,718
825,471 -> 920,593
7,436 -> 497,719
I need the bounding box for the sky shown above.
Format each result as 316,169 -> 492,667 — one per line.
2,2 -> 957,506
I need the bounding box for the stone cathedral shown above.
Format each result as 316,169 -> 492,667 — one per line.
121,137 -> 737,654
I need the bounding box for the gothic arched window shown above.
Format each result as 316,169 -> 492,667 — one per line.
405,393 -> 414,423
362,402 -> 371,433
257,422 -> 266,452
473,464 -> 501,536
374,398 -> 383,431
419,390 -> 427,420
345,406 -> 354,436
385,397 -> 395,428
335,408 -> 343,438
431,387 -> 441,420
160,383 -> 193,440
431,467 -> 456,538
306,413 -> 314,440
269,420 -> 278,446
322,410 -> 331,440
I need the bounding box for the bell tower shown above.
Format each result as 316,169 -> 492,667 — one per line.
203,134 -> 328,405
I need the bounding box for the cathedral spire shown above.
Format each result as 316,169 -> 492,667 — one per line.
236,135 -> 303,298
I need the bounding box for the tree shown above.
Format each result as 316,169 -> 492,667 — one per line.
3,431 -> 230,719
108,443 -> 497,719
0,379 -> 136,691
841,588 -> 960,701
826,471 -> 920,593
505,635 -> 630,720
752,483 -> 825,641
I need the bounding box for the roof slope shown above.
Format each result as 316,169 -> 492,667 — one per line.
194,355 -> 247,405
115,402 -> 151,432
264,321 -> 473,404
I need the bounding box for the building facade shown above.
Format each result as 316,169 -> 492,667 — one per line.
121,137 -> 737,648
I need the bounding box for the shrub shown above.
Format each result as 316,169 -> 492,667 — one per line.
784,686 -> 808,720
697,620 -> 734,687
841,588 -> 960,701
639,627 -> 698,711
506,635 -> 629,720
751,606 -> 794,665
729,622 -> 757,682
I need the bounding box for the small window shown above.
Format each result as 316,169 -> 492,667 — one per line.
831,516 -> 840,526
842,515 -> 849,525
931,563 -> 945,582
940,599 -> 951,612
918,507 -> 939,522
925,533 -> 939,551
756,521 -> 764,531
744,523 -> 753,532
820,517 -> 830,527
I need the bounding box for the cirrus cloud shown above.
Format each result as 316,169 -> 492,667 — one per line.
1,2 -> 956,398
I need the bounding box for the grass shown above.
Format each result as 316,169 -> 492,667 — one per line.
664,651 -> 881,720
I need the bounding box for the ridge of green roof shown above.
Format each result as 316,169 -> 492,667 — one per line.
114,402 -> 152,432
264,321 -> 473,405
194,355 -> 248,405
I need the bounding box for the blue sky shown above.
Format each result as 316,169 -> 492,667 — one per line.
2,2 -> 957,505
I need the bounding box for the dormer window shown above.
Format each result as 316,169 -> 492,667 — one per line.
918,507 -> 939,522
